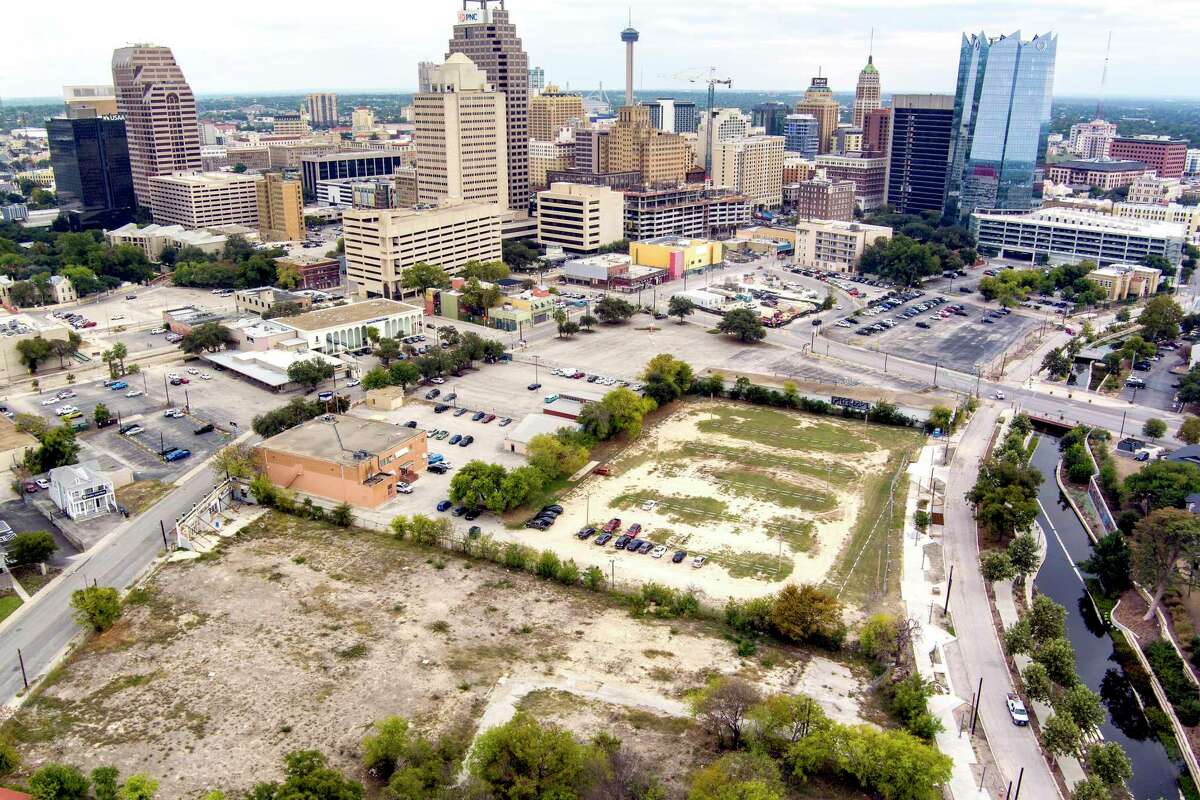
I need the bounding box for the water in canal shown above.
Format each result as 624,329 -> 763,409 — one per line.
1030,435 -> 1183,799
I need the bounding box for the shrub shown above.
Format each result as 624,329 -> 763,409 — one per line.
535,550 -> 561,579
502,543 -> 532,571
1145,640 -> 1200,726
70,586 -> 121,632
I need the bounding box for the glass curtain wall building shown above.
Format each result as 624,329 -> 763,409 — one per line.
47,114 -> 135,230
784,114 -> 820,159
946,31 -> 1056,220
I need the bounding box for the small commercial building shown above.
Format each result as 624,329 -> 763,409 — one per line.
275,298 -> 423,355
793,219 -> 893,273
274,254 -> 342,291
48,461 -> 117,521
255,415 -> 428,508
1085,263 -> 1162,301
106,222 -> 251,263
234,287 -> 312,316
629,236 -> 723,279
201,349 -> 345,391
560,253 -> 667,290
503,414 -> 581,455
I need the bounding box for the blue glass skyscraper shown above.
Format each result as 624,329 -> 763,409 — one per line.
946,31 -> 1057,220
784,114 -> 819,159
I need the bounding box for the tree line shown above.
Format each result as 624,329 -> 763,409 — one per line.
0,226 -> 157,306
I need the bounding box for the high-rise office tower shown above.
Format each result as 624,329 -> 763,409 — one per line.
529,85 -> 585,139
621,20 -> 639,107
673,101 -> 699,134
946,31 -> 1057,219
447,0 -> 530,211
863,108 -> 891,157
528,66 -> 545,95
794,77 -> 840,155
111,45 -> 201,211
418,62 -> 437,94
47,108 -> 135,230
752,102 -> 789,137
695,108 -> 749,173
413,54 -> 508,207
608,105 -> 691,186
885,94 -> 955,214
644,98 -> 675,132
852,55 -> 881,128
711,135 -> 785,209
783,114 -> 819,159
62,86 -> 117,116
256,172 -> 304,242
306,93 -> 339,127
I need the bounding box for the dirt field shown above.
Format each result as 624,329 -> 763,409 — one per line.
4,511 -> 875,798
533,402 -> 920,607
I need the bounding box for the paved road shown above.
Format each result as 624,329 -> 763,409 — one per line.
943,403 -> 1061,799
0,465 -> 219,708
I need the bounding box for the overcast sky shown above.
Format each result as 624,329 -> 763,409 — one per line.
3,0 -> 1197,100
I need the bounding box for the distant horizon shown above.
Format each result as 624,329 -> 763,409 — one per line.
5,89 -> 1200,106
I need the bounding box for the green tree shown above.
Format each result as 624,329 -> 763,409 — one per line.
252,751 -> 363,800
399,262 -> 449,293
1125,461 -> 1200,512
927,405 -> 953,434
553,308 -> 569,338
1027,596 -> 1068,642
1057,684 -> 1105,734
70,586 -> 121,632
688,751 -> 783,800
980,550 -> 1016,582
594,295 -> 636,323
372,337 -> 401,366
1034,637 -> 1079,688
1137,295 -> 1183,341
1080,531 -> 1133,594
460,259 -> 510,282
16,335 -> 53,372
179,322 -> 235,354
527,434 -> 588,481
1069,777 -> 1111,800
640,353 -> 694,405
1085,741 -> 1133,790
1133,508 -> 1200,620
449,460 -> 506,510
579,313 -> 597,331
388,361 -> 421,392
469,712 -> 588,799
329,502 -> 353,527
90,768 -> 118,800
6,531 -> 56,566
26,424 -> 80,473
746,694 -> 822,756
362,367 -> 391,391
1042,714 -> 1083,758
1041,347 -> 1072,378
1143,417 -> 1167,438
287,358 -> 335,392
117,775 -> 158,800
459,277 -> 501,314
1178,415 -> 1200,445
1022,662 -> 1054,703
668,295 -> 696,323
769,584 -> 845,647
28,763 -> 90,800
0,740 -> 20,777
361,715 -> 412,778
578,387 -> 656,441
275,261 -> 301,289
1007,532 -> 1040,578
717,307 -> 766,343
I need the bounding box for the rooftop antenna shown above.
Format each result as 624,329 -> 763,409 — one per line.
1096,31 -> 1112,121
869,27 -> 874,63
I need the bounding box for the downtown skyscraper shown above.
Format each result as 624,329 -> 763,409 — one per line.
111,45 -> 201,213
946,31 -> 1057,219
852,56 -> 881,129
447,0 -> 529,211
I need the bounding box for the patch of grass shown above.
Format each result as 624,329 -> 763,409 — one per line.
428,620 -> 451,634
516,689 -> 592,716
715,469 -> 835,512
709,547 -> 793,581
678,441 -> 859,484
612,489 -> 729,525
648,667 -> 676,682
621,708 -> 693,735
696,405 -> 875,454
90,671 -> 161,703
115,479 -> 173,515
765,516 -> 816,554
336,642 -> 368,659
0,593 -> 22,623
642,649 -> 674,659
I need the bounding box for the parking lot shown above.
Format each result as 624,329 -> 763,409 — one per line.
822,288 -> 1039,374
0,499 -> 78,567
1120,344 -> 1189,412
12,366 -> 243,481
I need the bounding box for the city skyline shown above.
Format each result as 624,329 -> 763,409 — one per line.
3,0 -> 1199,100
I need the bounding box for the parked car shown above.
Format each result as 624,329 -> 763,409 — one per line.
437,500 -> 453,512
404,420 -> 419,428
627,523 -> 642,535
459,435 -> 474,447
472,411 -> 485,421
428,463 -> 450,475
454,408 -> 470,417
449,434 -> 462,445
425,388 -> 441,399
544,394 -> 560,403
464,507 -> 481,521
35,478 -> 50,490
637,540 -> 654,554
527,383 -> 542,391
23,480 -> 38,493
691,555 -> 708,569
434,404 -> 450,413
613,535 -> 632,550
576,526 -> 597,540
595,532 -> 613,546
164,448 -> 192,462
499,418 -> 512,427
194,423 -> 215,435
672,550 -> 687,564
346,379 -> 361,388
602,518 -> 622,533
482,414 -> 496,423
110,381 -> 128,390
452,506 -> 467,517
651,545 -> 667,558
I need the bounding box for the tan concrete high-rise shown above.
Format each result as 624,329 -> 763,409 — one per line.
794,76 -> 840,155
111,45 -> 201,211
711,135 -> 785,209
447,0 -> 529,211
256,172 -> 304,242
609,105 -> 691,187
529,85 -> 585,140
305,93 -> 338,127
413,54 -> 508,207
852,56 -> 881,128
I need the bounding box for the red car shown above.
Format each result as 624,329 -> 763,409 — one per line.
22,480 -> 37,493
602,518 -> 622,533
627,523 -> 642,535
482,414 -> 496,423
83,320 -> 96,328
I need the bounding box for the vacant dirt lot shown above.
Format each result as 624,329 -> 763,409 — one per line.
4,512 -> 874,798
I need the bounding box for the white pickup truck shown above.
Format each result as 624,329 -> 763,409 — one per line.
1007,692 -> 1029,726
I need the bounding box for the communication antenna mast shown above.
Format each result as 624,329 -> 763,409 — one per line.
1096,31 -> 1112,120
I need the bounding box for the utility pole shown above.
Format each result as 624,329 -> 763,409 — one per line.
943,564 -> 953,614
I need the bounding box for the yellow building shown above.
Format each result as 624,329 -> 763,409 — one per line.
528,85 -> 585,140
256,172 -> 304,242
1086,263 -> 1162,301
1113,202 -> 1200,238
608,105 -> 691,187
630,236 -> 723,279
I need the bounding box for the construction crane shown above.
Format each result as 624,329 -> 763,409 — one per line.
692,67 -> 732,178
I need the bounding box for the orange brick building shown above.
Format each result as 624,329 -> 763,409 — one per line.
255,415 -> 427,508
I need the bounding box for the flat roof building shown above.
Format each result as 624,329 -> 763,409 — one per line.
274,253 -> 341,290
1044,160 -> 1151,190
1113,202 -> 1200,238
815,154 -> 887,209
343,200 -> 504,298
105,222 -> 241,262
256,172 -> 304,242
623,185 -> 751,241
148,171 -> 261,229
970,207 -> 1185,268
275,298 -> 423,354
536,182 -> 623,254
1086,263 -> 1162,301
711,135 -> 785,210
255,415 -> 428,508
1110,136 -> 1189,180
202,348 -> 345,390
794,219 -> 893,273
630,236 -> 723,279
300,151 -> 409,197
787,171 -> 855,222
